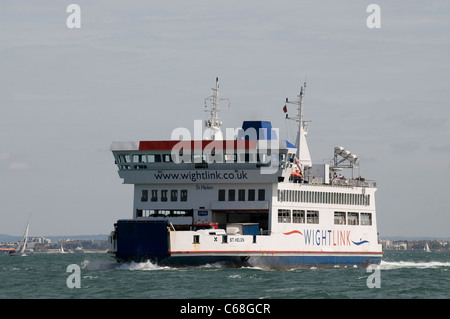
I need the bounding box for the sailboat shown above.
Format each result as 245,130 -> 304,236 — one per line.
9,215 -> 31,256
424,242 -> 431,252
59,241 -> 66,253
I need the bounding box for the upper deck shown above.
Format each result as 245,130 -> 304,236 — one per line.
111,139 -> 376,189
111,139 -> 284,184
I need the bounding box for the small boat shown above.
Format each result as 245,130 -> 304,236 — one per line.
59,241 -> 66,253
9,215 -> 31,256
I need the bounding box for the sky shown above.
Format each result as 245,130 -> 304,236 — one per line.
1,1 -> 449,238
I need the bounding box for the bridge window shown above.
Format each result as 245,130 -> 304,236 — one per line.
117,154 -> 131,163
133,154 -> 147,163
148,154 -> 161,163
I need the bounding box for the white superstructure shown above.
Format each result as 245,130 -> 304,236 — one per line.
108,79 -> 382,269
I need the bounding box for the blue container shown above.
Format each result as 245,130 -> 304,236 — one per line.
242,223 -> 259,236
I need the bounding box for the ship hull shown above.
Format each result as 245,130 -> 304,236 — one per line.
110,219 -> 382,269
111,252 -> 382,269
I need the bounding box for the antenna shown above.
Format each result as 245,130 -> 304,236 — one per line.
285,81 -> 308,154
204,77 -> 230,140
283,82 -> 312,170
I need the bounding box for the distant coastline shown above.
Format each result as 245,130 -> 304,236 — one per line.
379,238 -> 450,251
0,233 -> 108,243
0,233 -> 109,254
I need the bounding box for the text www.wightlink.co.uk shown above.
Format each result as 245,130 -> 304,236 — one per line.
154,170 -> 248,182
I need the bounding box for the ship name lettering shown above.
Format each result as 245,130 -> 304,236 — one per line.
196,184 -> 214,190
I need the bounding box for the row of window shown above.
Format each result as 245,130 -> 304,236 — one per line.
116,154 -> 174,170
277,209 -> 372,226
334,211 -> 372,225
278,209 -> 319,224
116,152 -> 272,167
136,209 -> 193,218
277,189 -> 370,206
218,189 -> 266,202
117,154 -> 173,164
141,189 -> 267,203
141,189 -> 188,202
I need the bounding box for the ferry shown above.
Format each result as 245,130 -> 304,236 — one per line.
108,78 -> 383,269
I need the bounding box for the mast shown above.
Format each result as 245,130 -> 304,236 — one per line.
204,77 -> 229,140
285,82 -> 311,168
297,82 -> 305,156
210,77 -> 220,129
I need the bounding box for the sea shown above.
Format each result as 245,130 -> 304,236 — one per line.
1,250 -> 448,303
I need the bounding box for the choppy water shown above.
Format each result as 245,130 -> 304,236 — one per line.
1,251 -> 449,299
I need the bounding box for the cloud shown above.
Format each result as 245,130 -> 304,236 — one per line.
0,153 -> 30,170
8,162 -> 31,170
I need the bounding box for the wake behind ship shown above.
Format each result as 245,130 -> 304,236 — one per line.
108,78 -> 383,269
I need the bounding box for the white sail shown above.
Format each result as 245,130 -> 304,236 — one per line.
19,215 -> 30,254
11,215 -> 31,256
